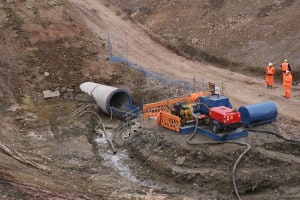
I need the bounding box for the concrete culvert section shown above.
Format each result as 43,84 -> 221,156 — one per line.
80,82 -> 133,117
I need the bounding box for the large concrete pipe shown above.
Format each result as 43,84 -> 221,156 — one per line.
80,82 -> 134,118
238,101 -> 277,127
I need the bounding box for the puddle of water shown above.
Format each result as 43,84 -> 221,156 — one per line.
94,135 -> 167,190
94,135 -> 139,183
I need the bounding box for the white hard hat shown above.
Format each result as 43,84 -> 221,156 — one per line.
284,59 -> 288,62
268,63 -> 273,66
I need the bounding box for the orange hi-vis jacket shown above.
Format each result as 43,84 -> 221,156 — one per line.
281,62 -> 289,73
266,66 -> 275,75
284,73 -> 293,87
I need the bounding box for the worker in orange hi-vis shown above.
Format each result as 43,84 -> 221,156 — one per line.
265,62 -> 276,89
281,59 -> 291,81
283,70 -> 293,98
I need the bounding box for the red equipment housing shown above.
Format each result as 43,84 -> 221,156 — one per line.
209,106 -> 241,125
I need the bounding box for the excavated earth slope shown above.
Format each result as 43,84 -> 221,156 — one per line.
110,0 -> 300,81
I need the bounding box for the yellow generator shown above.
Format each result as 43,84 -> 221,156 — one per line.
172,101 -> 197,125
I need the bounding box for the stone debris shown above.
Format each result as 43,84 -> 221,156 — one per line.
43,90 -> 60,99
175,156 -> 186,166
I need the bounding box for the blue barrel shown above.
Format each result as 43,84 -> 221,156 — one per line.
238,101 -> 277,127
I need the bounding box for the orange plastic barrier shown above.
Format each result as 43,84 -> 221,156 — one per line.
157,111 -> 181,132
143,91 -> 210,118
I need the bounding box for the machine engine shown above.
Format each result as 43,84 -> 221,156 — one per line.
172,101 -> 200,125
172,102 -> 241,133
209,106 -> 241,133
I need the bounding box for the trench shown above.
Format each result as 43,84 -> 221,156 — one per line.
91,131 -> 175,191
124,128 -> 300,196
77,108 -> 172,191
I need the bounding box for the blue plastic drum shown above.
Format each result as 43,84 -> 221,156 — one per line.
238,101 -> 278,127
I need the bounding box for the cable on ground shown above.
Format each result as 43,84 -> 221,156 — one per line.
186,113 -> 251,200
80,111 -> 117,154
248,128 -> 300,143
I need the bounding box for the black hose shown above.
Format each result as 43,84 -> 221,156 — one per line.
248,128 -> 300,143
232,141 -> 251,200
79,111 -> 117,154
188,113 -> 250,200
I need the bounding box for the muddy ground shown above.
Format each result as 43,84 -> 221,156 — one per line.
0,1 -> 299,200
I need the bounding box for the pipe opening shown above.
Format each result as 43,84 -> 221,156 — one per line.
80,82 -> 137,118
109,90 -> 131,110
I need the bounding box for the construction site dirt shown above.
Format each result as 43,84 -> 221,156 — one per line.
0,1 -> 299,200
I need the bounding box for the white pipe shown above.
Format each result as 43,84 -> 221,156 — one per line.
80,82 -> 132,114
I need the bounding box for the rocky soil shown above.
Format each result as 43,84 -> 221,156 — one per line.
0,0 -> 299,200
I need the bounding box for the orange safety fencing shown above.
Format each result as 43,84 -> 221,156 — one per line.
157,111 -> 181,132
143,91 -> 210,118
